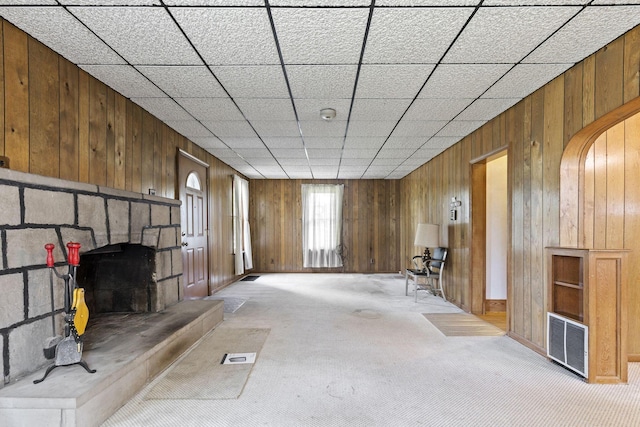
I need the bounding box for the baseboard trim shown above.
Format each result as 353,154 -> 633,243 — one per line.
485,299 -> 507,312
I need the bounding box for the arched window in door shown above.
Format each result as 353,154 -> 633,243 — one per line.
186,171 -> 201,191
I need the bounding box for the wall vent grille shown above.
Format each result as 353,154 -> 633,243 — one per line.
547,312 -> 588,378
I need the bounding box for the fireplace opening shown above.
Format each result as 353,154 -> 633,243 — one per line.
76,244 -> 156,314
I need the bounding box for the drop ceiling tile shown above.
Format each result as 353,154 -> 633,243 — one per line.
171,7 -> 280,66
483,63 -> 573,98
356,65 -> 435,99
218,137 -> 264,148
484,0 -> 588,3
592,0 -> 640,3
299,121 -> 348,138
131,97 -> 193,122
272,0 -> 369,5
164,120 -> 213,138
303,137 -> 344,149
343,136 -> 386,149
456,98 -> 521,121
202,120 -> 256,140
287,65 -> 358,99
364,7 -> 473,64
376,149 -> 410,159
392,120 -> 447,138
309,158 -> 340,166
281,164 -> 311,171
294,99 -> 352,122
234,148 -> 273,158
418,64 -> 512,99
0,7 -> 125,65
189,136 -> 226,149
279,160 -> 309,169
342,148 -> 380,158
307,149 -> 343,159
176,98 -> 245,121
0,0 -> 57,4
212,66 -> 290,98
235,99 -> 296,121
443,6 -> 581,63
69,7 -> 200,65
341,159 -> 373,166
270,149 -> 308,159
206,147 -> 240,159
524,6 -> 640,64
403,98 -> 473,121
261,171 -> 290,179
436,120 -> 486,137
312,168 -> 340,179
263,137 -> 304,149
271,8 -> 368,64
251,120 -> 301,137
350,99 -> 413,122
347,121 -> 397,137
165,1 -> 263,7
286,172 -> 314,179
423,136 -> 462,149
59,1 -> 160,4
378,1 -> 480,5
79,65 -> 164,97
338,171 -> 366,179
136,66 -> 227,98
384,137 -> 427,150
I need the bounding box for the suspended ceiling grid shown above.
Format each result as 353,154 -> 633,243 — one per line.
0,1 -> 639,179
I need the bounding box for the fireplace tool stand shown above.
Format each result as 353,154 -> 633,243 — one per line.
34,242 -> 96,384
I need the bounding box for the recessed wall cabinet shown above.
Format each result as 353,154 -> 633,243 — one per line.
546,247 -> 628,383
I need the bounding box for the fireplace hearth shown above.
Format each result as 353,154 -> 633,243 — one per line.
0,167 -> 183,386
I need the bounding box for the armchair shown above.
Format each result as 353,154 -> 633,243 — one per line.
405,247 -> 448,302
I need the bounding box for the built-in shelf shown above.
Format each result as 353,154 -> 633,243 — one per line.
546,247 -> 628,384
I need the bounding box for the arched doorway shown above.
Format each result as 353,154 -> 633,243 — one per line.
559,95 -> 640,361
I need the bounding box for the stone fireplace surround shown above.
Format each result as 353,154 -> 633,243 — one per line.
0,167 -> 183,386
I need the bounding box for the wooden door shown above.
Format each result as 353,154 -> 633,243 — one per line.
178,151 -> 209,299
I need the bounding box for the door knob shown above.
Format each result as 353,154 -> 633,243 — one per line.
181,242 -> 189,247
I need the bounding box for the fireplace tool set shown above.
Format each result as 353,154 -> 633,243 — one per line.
33,242 -> 96,384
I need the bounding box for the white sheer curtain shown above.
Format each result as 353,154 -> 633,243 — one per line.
233,175 -> 253,275
302,184 -> 344,268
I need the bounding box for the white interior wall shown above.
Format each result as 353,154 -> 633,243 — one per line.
486,155 -> 508,300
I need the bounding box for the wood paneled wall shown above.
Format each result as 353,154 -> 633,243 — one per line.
400,25 -> 640,355
249,179 -> 400,273
0,21 -> 239,292
581,114 -> 640,360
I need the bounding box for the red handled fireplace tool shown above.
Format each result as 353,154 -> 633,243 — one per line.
34,242 -> 96,384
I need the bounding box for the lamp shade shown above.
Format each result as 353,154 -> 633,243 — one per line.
414,223 -> 439,248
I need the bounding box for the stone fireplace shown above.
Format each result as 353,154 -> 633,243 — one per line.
0,167 -> 183,386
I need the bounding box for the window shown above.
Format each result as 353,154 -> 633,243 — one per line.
302,184 -> 344,268
233,175 -> 252,274
186,172 -> 201,190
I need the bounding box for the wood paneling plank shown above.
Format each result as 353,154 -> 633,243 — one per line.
114,93 -> 126,190
28,38 -> 59,177
88,78 -> 107,186
59,58 -> 79,182
4,22 -> 29,172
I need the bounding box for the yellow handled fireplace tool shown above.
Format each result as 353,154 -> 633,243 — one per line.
34,242 -> 96,384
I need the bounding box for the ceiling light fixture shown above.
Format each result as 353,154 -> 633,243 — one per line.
320,108 -> 336,121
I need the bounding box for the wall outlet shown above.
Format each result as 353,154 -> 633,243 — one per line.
370,258 -> 375,264
0,156 -> 9,168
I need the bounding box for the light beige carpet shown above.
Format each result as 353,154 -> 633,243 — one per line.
144,327 -> 269,400
423,313 -> 506,336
